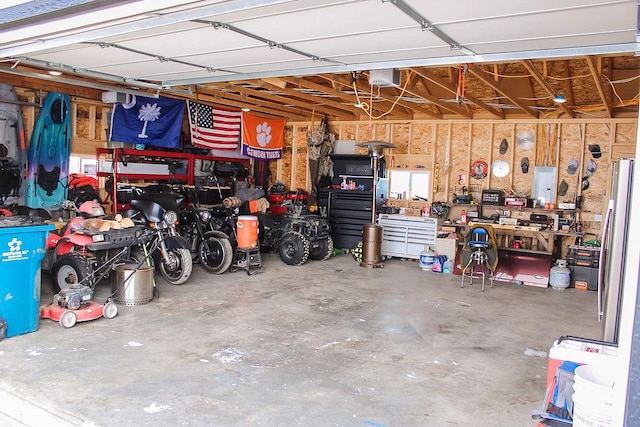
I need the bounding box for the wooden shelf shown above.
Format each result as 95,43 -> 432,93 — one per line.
499,247 -> 553,256
477,203 -> 580,213
388,154 -> 432,170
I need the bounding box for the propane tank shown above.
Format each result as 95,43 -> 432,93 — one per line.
419,246 -> 436,271
549,259 -> 571,289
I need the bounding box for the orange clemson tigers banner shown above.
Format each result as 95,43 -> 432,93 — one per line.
241,112 -> 285,160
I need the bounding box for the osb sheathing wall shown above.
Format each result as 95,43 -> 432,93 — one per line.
277,119 -> 637,239
18,94 -> 637,240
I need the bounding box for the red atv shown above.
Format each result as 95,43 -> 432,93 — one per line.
40,201 -> 151,291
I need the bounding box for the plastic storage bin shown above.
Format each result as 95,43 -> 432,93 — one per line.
0,217 -> 53,339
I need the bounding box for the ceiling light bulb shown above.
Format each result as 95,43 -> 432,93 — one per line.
353,102 -> 362,108
48,70 -> 62,76
241,108 -> 250,112
553,94 -> 566,104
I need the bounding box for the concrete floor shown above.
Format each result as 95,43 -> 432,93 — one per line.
0,252 -> 600,426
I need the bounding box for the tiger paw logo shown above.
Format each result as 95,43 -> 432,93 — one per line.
256,122 -> 272,147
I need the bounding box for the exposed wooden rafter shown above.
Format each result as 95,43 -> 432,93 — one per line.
322,74 -> 441,119
467,63 -> 538,118
404,72 -> 471,118
1,53 -> 638,121
195,85 -> 308,120
409,67 -> 503,118
413,73 -> 445,117
560,60 -> 576,107
521,60 -> 574,118
585,55 -> 612,118
239,80 -> 360,120
278,77 -> 365,118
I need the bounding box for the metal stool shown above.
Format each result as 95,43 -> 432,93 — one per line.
461,228 -> 494,291
230,247 -> 263,275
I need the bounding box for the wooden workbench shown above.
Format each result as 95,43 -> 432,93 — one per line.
467,221 -> 582,256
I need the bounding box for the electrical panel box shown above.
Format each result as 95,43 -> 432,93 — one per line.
533,166 -> 557,205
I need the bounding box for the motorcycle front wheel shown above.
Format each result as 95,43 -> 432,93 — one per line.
159,247 -> 193,285
199,236 -> 233,274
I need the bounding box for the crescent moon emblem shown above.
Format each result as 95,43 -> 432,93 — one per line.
122,95 -> 137,109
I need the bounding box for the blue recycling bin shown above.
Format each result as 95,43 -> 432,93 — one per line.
0,216 -> 53,339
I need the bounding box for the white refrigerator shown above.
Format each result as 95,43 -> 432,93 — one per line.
599,158 -> 634,343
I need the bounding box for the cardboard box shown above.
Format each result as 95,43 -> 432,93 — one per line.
435,237 -> 459,261
404,208 -> 421,217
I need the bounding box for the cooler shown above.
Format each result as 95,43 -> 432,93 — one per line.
546,336 -> 617,386
0,216 -> 53,339
535,335 -> 618,426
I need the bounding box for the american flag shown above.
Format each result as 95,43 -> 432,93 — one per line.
187,100 -> 241,150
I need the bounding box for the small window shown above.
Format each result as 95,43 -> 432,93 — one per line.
69,155 -> 97,176
388,170 -> 432,202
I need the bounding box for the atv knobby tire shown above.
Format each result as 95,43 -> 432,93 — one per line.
351,241 -> 363,263
278,231 -> 310,266
51,252 -> 93,292
309,235 -> 334,261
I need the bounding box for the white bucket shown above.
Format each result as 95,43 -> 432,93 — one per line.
572,364 -> 615,427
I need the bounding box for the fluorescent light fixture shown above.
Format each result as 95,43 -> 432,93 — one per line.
48,70 -> 62,76
553,94 -> 567,104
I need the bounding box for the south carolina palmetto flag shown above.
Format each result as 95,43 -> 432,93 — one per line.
241,112 -> 285,160
188,100 -> 242,150
110,95 -> 185,149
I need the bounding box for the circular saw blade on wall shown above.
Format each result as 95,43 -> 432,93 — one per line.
516,131 -> 535,149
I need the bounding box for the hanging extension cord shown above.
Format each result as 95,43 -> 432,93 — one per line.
352,70 -> 412,119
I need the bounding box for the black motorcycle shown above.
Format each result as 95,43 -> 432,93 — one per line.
125,186 -> 193,285
177,187 -> 233,274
